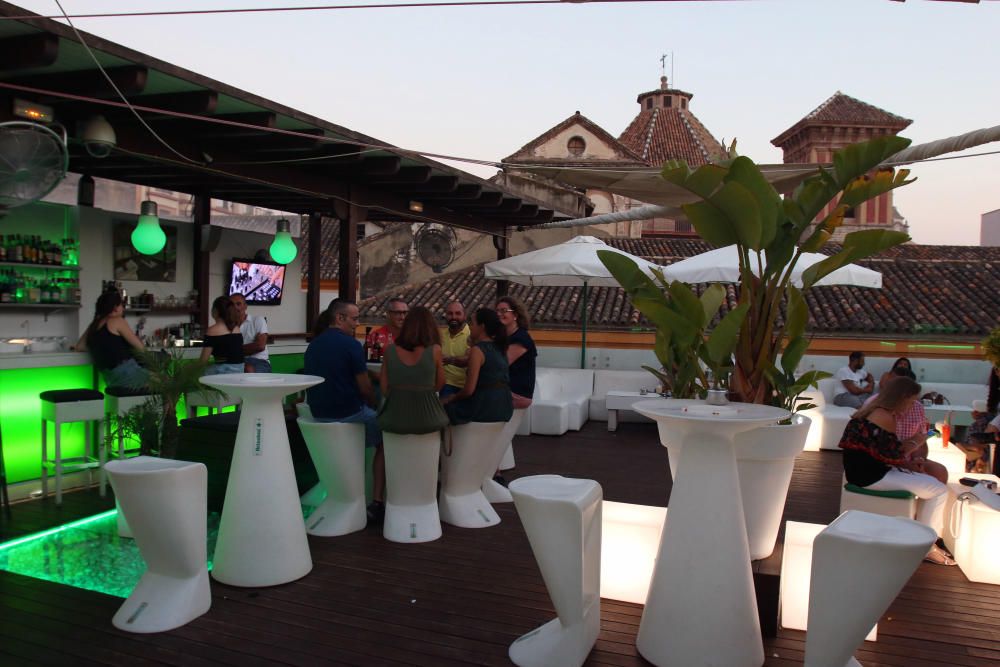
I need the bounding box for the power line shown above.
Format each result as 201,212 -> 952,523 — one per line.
5,0 -> 723,21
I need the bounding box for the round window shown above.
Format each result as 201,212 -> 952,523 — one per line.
567,136 -> 586,156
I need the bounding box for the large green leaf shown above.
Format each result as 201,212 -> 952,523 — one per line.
597,250 -> 656,294
700,283 -> 726,324
705,302 -> 749,365
838,168 -> 915,208
668,281 -> 707,328
780,336 -> 809,375
726,156 -> 780,248
799,229 -> 909,289
709,181 -> 762,249
832,136 -> 912,188
660,160 -> 728,199
634,297 -> 699,345
784,285 -> 809,340
682,200 -> 739,247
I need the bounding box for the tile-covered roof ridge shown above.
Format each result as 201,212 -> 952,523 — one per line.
501,111 -> 646,165
618,107 -> 726,168
804,91 -> 912,125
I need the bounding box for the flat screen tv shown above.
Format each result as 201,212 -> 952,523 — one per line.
229,259 -> 285,305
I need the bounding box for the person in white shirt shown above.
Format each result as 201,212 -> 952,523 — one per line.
833,351 -> 874,408
230,292 -> 270,373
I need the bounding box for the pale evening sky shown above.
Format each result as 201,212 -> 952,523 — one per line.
11,0 -> 1000,245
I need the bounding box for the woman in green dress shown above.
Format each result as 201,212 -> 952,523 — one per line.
377,306 -> 449,434
441,308 -> 514,425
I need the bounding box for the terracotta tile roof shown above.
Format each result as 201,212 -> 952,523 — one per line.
502,111 -> 646,166
359,240 -> 1000,338
618,108 -> 727,167
300,219 -> 340,281
772,91 -> 912,146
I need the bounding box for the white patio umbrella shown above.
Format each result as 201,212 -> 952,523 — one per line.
661,245 -> 882,288
484,236 -> 664,368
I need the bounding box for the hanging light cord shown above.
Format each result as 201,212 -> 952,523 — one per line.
52,0 -> 206,165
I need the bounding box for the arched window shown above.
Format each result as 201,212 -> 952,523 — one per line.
567,136 -> 586,156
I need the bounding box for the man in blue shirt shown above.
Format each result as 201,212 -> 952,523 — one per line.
305,299 -> 384,516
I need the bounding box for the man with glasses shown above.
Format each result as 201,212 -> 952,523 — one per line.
305,299 -> 385,514
440,301 -> 470,398
366,298 -> 408,361
229,292 -> 270,372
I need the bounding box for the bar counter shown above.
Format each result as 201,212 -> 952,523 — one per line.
0,340 -> 311,497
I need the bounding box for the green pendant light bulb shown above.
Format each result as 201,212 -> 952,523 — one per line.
269,218 -> 297,264
131,200 -> 166,255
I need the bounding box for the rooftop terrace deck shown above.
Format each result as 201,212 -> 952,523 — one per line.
2,421 -> 999,666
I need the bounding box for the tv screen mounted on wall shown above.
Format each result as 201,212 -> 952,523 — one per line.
229,259 -> 285,305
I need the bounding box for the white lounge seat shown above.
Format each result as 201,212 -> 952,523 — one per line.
805,510 -> 935,667
801,378 -> 855,451
105,456 -> 211,633
298,418 -> 367,536
509,474 -> 603,667
588,370 -> 655,422
184,389 -> 240,420
383,431 -> 442,543
440,422 -> 506,527
530,369 -> 594,436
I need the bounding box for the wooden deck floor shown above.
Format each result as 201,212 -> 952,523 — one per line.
2,421 -> 999,666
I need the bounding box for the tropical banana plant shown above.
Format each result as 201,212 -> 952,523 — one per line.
597,250 -> 747,398
656,135 -> 915,405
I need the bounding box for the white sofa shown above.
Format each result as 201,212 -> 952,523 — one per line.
589,369 -> 656,423
530,368 -> 595,435
802,377 -> 989,451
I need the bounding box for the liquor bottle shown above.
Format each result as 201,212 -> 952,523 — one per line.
363,326 -> 373,360
0,235 -> 5,262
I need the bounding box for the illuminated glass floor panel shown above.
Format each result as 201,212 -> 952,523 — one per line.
0,511 -> 221,599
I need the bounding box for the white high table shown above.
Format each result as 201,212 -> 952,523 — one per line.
632,398 -> 789,667
199,373 -> 324,587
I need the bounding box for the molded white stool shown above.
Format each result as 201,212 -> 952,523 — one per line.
805,510 -> 935,667
40,389 -> 106,504
482,408 -> 527,503
105,456 -> 211,633
185,389 -> 241,420
509,474 -> 602,667
839,481 -> 916,519
383,431 -> 442,543
104,387 -> 155,463
440,422 -> 506,527
298,418 -> 367,536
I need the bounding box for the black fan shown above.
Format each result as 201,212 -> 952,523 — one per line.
0,121 -> 69,215
414,225 -> 456,273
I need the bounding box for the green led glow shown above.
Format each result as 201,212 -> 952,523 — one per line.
269,230 -> 297,265
909,344 -> 976,350
131,213 -> 166,255
0,511 -> 220,599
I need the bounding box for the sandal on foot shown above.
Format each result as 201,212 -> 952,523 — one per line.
923,546 -> 957,566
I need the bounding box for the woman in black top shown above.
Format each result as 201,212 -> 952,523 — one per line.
443,308 -> 514,425
839,376 -> 953,565
75,290 -> 148,389
200,296 -> 245,374
495,295 -> 536,409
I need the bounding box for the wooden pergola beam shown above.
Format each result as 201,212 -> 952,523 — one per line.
0,33 -> 58,71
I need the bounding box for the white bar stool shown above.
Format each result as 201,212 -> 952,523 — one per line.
185,389 -> 241,420
805,510 -> 935,667
104,386 -> 155,462
509,474 -> 602,667
105,456 -> 211,633
482,408 -> 527,503
298,418 -> 367,536
382,431 -> 442,543
39,389 -> 106,504
439,421 -> 506,528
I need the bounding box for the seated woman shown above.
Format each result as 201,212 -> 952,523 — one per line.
75,290 -> 148,390
442,308 -> 514,426
377,305 -> 449,434
839,376 -> 954,565
878,357 -> 914,392
200,296 -> 245,374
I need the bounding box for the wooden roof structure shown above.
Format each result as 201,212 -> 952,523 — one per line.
0,1 -> 572,326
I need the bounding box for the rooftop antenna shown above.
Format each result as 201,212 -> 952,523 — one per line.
659,52 -> 675,86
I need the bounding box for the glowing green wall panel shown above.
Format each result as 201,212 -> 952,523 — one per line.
0,364 -> 95,484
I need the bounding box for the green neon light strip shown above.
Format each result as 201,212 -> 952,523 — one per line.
0,509 -> 116,551
908,344 -> 976,350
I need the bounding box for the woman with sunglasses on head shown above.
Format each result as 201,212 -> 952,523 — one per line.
441,308 -> 513,425
495,296 -> 536,409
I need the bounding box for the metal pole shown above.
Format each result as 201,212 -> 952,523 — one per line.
580,282 -> 588,369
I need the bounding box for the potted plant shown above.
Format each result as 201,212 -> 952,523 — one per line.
598,135 -> 915,558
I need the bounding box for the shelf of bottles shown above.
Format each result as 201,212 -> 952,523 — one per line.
0,235 -> 82,306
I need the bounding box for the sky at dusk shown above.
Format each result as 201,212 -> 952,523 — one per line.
11,0 -> 1000,245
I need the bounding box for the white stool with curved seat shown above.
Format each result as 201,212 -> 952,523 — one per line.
482,408 -> 527,503
383,431 -> 442,543
298,418 -> 367,536
105,456 -> 211,633
805,510 -> 935,667
509,474 -> 602,667
440,421 -> 506,527
185,389 -> 241,420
